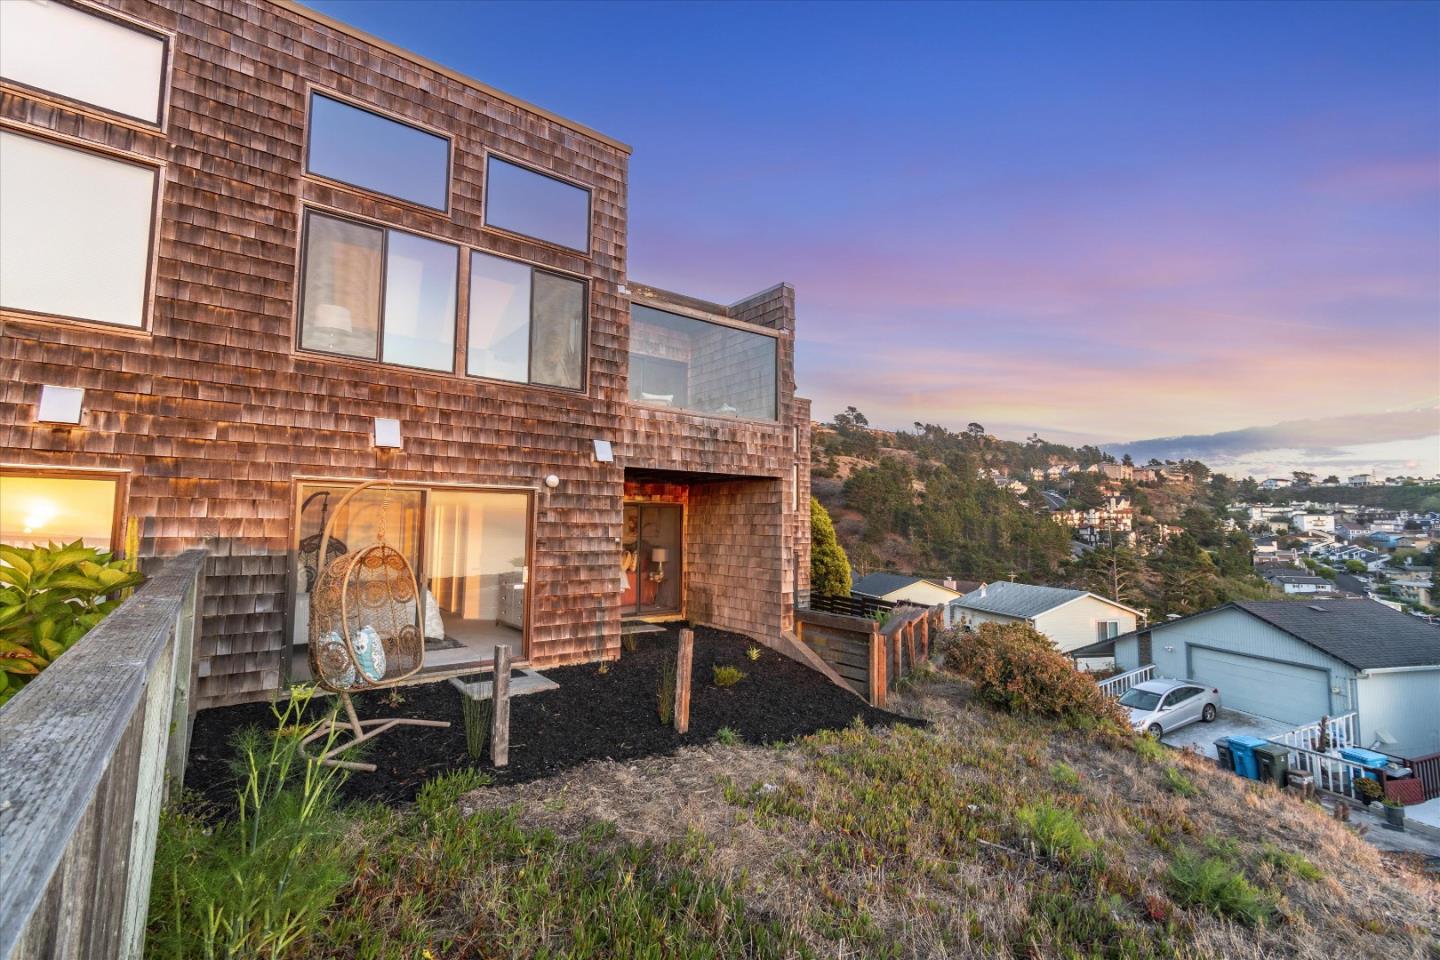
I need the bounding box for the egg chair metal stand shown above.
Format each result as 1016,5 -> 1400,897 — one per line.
300,479 -> 449,772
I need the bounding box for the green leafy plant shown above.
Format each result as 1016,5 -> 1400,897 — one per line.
1166,850 -> 1273,925
716,726 -> 740,745
746,644 -> 762,662
658,654 -> 676,724
1354,776 -> 1384,803
148,686 -> 353,958
461,693 -> 493,760
1133,735 -> 1167,763
1163,765 -> 1198,797
0,540 -> 145,706
712,665 -> 745,688
1050,761 -> 1081,788
1260,844 -> 1322,881
1016,800 -> 1096,863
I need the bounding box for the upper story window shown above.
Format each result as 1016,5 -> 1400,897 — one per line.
629,305 -> 778,421
0,131 -> 157,328
468,252 -> 585,390
306,93 -> 450,211
484,157 -> 589,253
298,210 -> 458,371
0,0 -> 166,125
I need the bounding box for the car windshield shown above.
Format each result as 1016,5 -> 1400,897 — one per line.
1118,688 -> 1162,710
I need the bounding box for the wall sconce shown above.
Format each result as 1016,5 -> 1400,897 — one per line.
592,438 -> 614,463
35,385 -> 84,424
1163,645 -> 1175,653
544,474 -> 560,489
373,417 -> 402,449
649,547 -> 668,583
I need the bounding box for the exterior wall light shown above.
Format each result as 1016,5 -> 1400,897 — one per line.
592,439 -> 614,463
373,417 -> 402,449
544,474 -> 560,489
36,385 -> 84,424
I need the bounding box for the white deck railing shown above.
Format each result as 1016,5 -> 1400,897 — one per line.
1267,712 -> 1360,753
1096,664 -> 1155,698
1276,745 -> 1374,801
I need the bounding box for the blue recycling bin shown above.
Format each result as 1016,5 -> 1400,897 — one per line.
1227,736 -> 1267,780
1339,747 -> 1389,780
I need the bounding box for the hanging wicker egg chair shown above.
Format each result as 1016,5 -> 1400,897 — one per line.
301,480 -> 449,771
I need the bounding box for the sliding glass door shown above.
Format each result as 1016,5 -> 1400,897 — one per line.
621,503 -> 683,617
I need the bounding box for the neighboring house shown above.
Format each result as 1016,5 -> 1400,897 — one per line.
1348,473 -> 1376,487
1267,575 -> 1336,596
1290,513 -> 1336,534
0,0 -> 811,709
1391,578 -> 1435,609
853,573 -> 971,626
1260,477 -> 1292,490
1370,532 -> 1414,551
1252,536 -> 1279,556
1103,600 -> 1440,758
950,582 -> 1142,670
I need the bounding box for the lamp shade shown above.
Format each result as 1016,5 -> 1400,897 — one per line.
650,547 -> 668,564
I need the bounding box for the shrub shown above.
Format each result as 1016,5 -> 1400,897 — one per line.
1133,735 -> 1167,763
1050,762 -> 1082,788
1166,851 -> 1273,925
461,693 -> 493,760
1163,765 -> 1197,797
1016,800 -> 1096,863
943,622 -> 1127,728
0,540 -> 145,706
658,655 -> 676,724
148,687 -> 353,957
1354,776 -> 1384,803
713,665 -> 745,687
716,726 -> 740,745
810,497 -> 852,597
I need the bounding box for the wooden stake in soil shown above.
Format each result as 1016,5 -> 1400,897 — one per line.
674,628 -> 693,734
491,645 -> 511,767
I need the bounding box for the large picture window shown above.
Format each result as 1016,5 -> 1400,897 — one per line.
291,482 -> 530,678
0,131 -> 156,328
0,472 -> 120,550
467,251 -> 586,390
298,210 -> 458,371
629,304 -> 778,420
484,157 -> 590,252
0,0 -> 166,124
306,93 -> 450,211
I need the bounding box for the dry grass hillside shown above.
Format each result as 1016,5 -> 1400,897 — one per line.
464,670 -> 1438,959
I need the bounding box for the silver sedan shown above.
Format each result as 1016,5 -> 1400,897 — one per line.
1118,679 -> 1221,737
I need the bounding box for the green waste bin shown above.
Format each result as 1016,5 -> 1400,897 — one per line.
1214,738 -> 1234,773
1253,742 -> 1290,787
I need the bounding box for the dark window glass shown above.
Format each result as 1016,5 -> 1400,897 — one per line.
467,251 -> 587,390
308,94 -> 449,210
484,157 -> 589,251
629,304 -> 777,420
531,272 -> 585,389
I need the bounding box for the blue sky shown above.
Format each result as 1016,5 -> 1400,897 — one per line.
314,0 -> 1440,476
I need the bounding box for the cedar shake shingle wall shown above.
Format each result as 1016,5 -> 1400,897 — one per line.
0,0 -> 810,707
685,479 -> 785,641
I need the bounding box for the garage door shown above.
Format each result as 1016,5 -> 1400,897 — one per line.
1188,648 -> 1330,724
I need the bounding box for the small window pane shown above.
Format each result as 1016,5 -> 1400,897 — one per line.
383,231 -> 457,371
0,1 -> 165,123
530,272 -> 585,389
467,252 -> 532,383
0,474 -> 117,550
485,157 -> 589,251
0,132 -> 154,327
629,305 -> 778,420
307,94 -> 449,210
300,213 -> 382,359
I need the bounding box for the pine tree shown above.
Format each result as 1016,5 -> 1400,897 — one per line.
810,497 -> 852,597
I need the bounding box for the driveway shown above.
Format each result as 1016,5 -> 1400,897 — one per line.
1161,708 -> 1292,758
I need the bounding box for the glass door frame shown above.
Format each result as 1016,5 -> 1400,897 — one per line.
285,475 -> 537,683
622,501 -> 685,618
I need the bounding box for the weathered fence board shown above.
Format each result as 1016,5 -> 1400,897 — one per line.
674,629 -> 693,734
797,603 -> 942,708
491,645 -> 511,768
0,549 -> 206,960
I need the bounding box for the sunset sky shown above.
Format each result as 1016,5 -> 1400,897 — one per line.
316,0 -> 1440,477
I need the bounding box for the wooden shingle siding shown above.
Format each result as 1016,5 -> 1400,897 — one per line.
1,0 -> 809,708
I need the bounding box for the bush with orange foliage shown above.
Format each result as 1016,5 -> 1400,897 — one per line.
944,622 -> 1128,729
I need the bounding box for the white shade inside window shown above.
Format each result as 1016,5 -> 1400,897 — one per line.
382,231 -> 457,371
0,0 -> 165,123
0,132 -> 155,327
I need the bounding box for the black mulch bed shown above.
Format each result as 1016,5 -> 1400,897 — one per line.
184,624 -> 919,812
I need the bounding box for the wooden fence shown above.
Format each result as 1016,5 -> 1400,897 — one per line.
795,603 -> 943,708
0,549 -> 206,960
1401,751 -> 1440,801
806,592 -> 896,620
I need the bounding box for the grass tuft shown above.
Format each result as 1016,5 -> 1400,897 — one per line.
658,654 -> 676,724
1050,761 -> 1081,788
712,664 -> 745,687
1166,850 -> 1273,925
1162,765 -> 1197,797
716,726 -> 740,745
1016,800 -> 1096,863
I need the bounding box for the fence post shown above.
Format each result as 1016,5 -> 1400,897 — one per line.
491,645 -> 511,767
674,628 -> 693,734
868,621 -> 886,708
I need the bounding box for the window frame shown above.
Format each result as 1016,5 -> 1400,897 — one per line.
0,0 -> 172,131
626,301 -> 782,424
466,248 -> 590,393
295,206 -> 462,374
0,125 -> 164,335
482,151 -> 593,256
0,465 -> 129,554
303,89 -> 455,215
285,476 -> 538,684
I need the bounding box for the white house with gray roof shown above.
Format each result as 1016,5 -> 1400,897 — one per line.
1096,600 -> 1440,759
949,581 -> 1142,670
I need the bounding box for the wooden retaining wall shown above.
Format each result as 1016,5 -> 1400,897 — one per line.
795,603 -> 943,709
0,550 -> 206,960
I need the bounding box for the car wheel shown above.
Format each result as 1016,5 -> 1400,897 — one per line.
1202,704 -> 1217,722
1147,723 -> 1163,738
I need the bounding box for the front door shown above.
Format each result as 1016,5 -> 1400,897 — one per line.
621,503 -> 682,616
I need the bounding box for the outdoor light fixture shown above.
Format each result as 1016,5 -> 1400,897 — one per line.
35,385 -> 84,424
592,438 -> 614,463
544,474 -> 560,489
373,417 -> 402,449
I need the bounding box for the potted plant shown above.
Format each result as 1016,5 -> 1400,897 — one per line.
1382,796 -> 1406,830
1354,775 -> 1384,807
